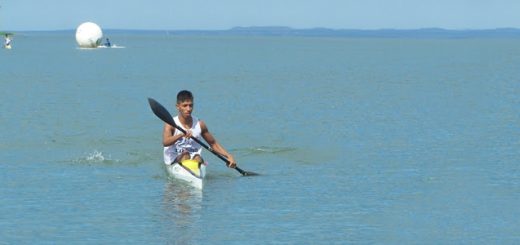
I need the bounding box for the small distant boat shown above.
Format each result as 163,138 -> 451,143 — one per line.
166,159 -> 206,189
4,44 -> 11,49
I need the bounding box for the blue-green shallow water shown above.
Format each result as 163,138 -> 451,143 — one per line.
1,32 -> 520,244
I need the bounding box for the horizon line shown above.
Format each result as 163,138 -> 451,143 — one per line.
5,26 -> 520,32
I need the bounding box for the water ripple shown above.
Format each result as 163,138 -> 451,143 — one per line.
234,146 -> 297,156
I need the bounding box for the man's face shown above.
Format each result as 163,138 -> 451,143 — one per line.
176,100 -> 193,117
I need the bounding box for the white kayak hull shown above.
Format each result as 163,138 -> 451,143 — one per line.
166,161 -> 206,189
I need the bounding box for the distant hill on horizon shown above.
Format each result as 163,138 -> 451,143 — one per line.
16,26 -> 520,38
185,26 -> 520,38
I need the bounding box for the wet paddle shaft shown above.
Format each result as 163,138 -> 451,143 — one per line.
148,98 -> 257,176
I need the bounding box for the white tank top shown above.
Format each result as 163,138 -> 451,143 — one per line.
163,116 -> 203,164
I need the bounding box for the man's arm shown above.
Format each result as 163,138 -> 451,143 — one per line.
200,120 -> 236,168
162,123 -> 185,146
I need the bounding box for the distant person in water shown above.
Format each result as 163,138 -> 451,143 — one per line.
4,34 -> 11,48
104,38 -> 111,47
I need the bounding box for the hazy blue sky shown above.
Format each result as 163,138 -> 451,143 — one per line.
1,0 -> 520,31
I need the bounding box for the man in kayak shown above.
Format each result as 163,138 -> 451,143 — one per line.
163,90 -> 237,168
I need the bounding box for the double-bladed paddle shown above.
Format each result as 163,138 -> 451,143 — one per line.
148,98 -> 258,176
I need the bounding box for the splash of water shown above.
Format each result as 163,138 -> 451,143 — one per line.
86,151 -> 106,162
74,150 -> 119,164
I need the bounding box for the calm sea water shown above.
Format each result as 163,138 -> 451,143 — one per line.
1,32 -> 519,244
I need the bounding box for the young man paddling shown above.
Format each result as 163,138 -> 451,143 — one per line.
163,90 -> 237,168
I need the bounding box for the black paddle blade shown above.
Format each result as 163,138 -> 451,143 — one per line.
236,167 -> 260,176
148,98 -> 176,126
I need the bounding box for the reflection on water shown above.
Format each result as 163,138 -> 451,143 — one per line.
162,180 -> 203,244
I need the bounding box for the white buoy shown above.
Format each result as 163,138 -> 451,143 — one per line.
75,22 -> 103,48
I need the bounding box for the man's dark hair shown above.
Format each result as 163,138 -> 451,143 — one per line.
177,90 -> 193,103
